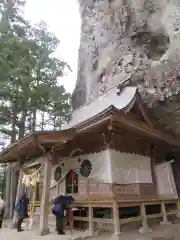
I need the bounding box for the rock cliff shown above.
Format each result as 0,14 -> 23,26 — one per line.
72,0 -> 180,136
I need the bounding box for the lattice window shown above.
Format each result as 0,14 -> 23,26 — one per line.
35,182 -> 40,201
65,170 -> 78,194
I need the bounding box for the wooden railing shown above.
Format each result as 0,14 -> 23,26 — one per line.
30,198 -> 180,233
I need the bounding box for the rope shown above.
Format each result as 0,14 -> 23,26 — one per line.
22,163 -> 44,187
23,163 -> 44,177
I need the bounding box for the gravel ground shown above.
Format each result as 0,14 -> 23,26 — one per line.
0,219 -> 179,240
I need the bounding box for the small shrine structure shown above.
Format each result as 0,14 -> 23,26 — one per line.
1,86 -> 180,239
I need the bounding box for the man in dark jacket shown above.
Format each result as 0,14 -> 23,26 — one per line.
52,195 -> 74,235
15,193 -> 29,232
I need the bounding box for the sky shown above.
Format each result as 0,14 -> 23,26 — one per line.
25,0 -> 81,93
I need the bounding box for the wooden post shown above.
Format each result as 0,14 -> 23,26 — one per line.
150,145 -> 158,197
139,202 -> 152,234
12,164 -> 24,226
38,152 -> 52,236
56,182 -> 59,197
88,203 -> 94,235
177,199 -> 180,217
111,202 -> 121,240
4,166 -> 11,218
177,199 -> 180,210
10,166 -> 17,218
69,210 -> 73,235
161,201 -> 171,224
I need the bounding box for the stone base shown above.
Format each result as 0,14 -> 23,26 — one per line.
68,237 -> 83,240
68,236 -> 83,240
36,228 -> 50,236
111,232 -> 121,240
68,230 -> 97,240
83,229 -> 97,237
139,226 -> 152,234
9,221 -> 17,229
160,221 -> 172,225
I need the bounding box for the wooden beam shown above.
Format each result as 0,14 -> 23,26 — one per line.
77,116 -> 110,133
111,115 -> 180,148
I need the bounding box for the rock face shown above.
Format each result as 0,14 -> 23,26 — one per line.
72,0 -> 180,136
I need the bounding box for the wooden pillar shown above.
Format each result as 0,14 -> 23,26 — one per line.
176,199 -> 180,218
69,210 -> 73,235
38,152 -> 52,236
10,164 -> 19,218
4,166 -> 11,218
88,203 -> 94,235
56,183 -> 59,197
139,203 -> 152,234
10,166 -> 16,218
160,201 -> 171,224
111,202 -> 121,240
13,164 -> 24,226
151,146 -> 158,196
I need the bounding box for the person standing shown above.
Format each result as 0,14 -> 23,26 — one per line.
0,197 -> 5,229
52,195 -> 67,235
15,193 -> 29,232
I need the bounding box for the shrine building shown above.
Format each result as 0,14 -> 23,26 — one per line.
1,86 -> 180,239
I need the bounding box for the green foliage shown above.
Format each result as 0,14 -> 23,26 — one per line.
0,0 -> 72,142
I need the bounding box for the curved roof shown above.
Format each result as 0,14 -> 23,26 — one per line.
64,86 -> 138,129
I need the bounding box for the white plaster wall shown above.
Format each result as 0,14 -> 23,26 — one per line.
110,150 -> 153,184
39,149 -> 153,200
155,161 -> 178,198
51,150 -> 112,184
49,149 -> 152,193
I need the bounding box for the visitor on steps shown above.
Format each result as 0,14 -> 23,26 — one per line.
15,193 -> 29,232
0,197 -> 5,229
52,195 -> 66,235
52,195 -> 74,235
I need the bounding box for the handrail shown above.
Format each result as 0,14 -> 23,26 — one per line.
30,198 -> 180,227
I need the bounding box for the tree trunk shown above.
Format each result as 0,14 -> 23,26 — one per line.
32,109 -> 37,132
19,109 -> 27,139
41,112 -> 45,131
11,104 -> 17,143
53,116 -> 56,130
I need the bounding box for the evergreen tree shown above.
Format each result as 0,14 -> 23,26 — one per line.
0,0 -> 72,142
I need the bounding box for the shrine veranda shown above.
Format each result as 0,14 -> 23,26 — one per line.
1,87 -> 180,238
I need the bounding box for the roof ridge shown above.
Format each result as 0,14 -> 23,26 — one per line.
72,86 -> 117,113
72,85 -> 137,114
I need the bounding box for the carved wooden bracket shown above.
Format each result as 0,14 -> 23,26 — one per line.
101,131 -> 115,146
